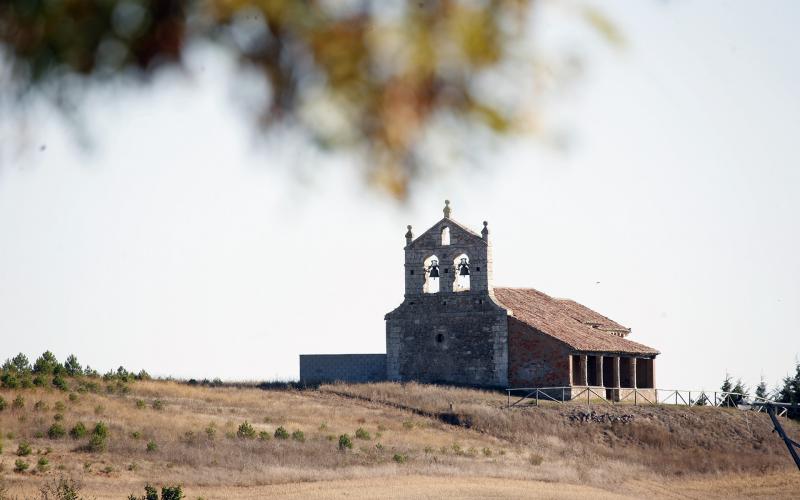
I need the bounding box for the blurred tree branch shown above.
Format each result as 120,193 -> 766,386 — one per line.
0,0 -> 621,199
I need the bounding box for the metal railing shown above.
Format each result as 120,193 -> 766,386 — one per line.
506,386 -> 788,416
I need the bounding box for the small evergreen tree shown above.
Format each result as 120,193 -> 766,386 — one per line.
777,360 -> 800,420
720,373 -> 734,407
33,351 -> 61,374
64,355 -> 82,376
755,377 -> 768,400
11,353 -> 31,373
731,379 -> 749,406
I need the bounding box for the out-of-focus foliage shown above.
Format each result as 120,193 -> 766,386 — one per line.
0,0 -> 620,199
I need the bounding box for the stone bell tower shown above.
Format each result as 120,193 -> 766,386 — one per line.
385,201 -> 509,387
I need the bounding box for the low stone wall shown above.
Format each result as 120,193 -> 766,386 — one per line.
299,354 -> 387,384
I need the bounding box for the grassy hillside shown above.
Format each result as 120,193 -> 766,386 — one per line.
0,378 -> 797,499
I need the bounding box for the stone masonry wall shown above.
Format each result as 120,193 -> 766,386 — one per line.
299,354 -> 387,384
507,316 -> 571,387
386,213 -> 509,388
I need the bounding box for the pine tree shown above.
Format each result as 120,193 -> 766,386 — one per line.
755,377 -> 768,400
731,379 -> 749,406
33,351 -> 60,375
720,373 -> 734,407
777,361 -> 800,420
64,355 -> 82,377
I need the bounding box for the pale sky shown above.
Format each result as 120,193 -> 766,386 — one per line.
1,1 -> 798,392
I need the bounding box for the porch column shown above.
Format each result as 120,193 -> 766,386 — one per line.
579,354 -> 588,386
612,356 -> 621,388
629,357 -> 637,388
595,356 -> 604,387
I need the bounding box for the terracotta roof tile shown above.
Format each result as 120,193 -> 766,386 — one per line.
493,287 -> 659,355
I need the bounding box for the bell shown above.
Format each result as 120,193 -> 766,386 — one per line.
458,258 -> 470,276
428,260 -> 440,278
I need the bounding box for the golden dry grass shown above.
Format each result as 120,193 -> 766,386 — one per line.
0,379 -> 797,499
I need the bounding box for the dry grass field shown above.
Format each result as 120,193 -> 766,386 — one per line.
0,379 -> 797,499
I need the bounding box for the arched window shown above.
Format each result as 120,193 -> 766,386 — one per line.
423,255 -> 440,294
441,227 -> 450,246
452,253 -> 470,292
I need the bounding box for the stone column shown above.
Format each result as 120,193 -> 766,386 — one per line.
612,356 -> 621,388
629,357 -> 637,389
595,356 -> 604,387
579,354 -> 588,386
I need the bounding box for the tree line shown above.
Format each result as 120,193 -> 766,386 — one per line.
718,359 -> 800,419
0,351 -> 149,391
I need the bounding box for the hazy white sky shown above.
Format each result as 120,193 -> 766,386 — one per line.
1,1 -> 798,391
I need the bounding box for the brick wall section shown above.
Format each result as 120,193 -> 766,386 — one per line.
507,316 -> 572,387
299,354 -> 387,384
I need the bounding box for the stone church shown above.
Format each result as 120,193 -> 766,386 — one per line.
301,202 -> 659,394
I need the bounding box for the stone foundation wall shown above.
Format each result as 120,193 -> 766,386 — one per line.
299,354 -> 387,384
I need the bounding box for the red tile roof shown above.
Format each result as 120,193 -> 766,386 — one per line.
493,287 -> 659,355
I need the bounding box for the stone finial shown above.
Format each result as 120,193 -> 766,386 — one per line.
481,220 -> 489,241
405,225 -> 413,245
443,200 -> 451,219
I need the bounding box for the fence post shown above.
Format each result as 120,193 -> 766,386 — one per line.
634,389 -> 637,406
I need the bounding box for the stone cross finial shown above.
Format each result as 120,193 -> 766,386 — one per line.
481,221 -> 489,241
443,200 -> 451,218
405,225 -> 413,245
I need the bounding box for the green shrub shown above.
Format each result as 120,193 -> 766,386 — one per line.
258,431 -> 271,441
274,426 -> 289,440
482,447 -> 492,457
146,440 -> 157,453
54,401 -> 66,411
32,375 -> 46,387
34,430 -> 45,438
135,399 -> 146,409
0,396 -> 6,411
392,453 -> 407,464
338,434 -> 353,451
205,425 -> 216,440
93,422 -> 108,439
48,423 -> 66,439
34,400 -> 48,412
14,459 -> 28,472
40,476 -> 84,499
70,422 -> 87,439
94,405 -> 105,415
36,457 -> 49,472
88,422 -> 108,452
17,442 -> 32,456
402,420 -> 414,430
355,427 -> 371,440
54,413 -> 64,421
52,375 -> 69,391
131,431 -> 142,440
152,399 -> 165,411
88,434 -> 106,452
529,453 -> 543,466
236,421 -> 256,439
291,430 -> 305,442
68,393 -> 79,402
161,485 -> 184,500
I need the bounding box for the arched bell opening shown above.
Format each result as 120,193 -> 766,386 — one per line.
423,255 -> 441,294
452,253 -> 470,292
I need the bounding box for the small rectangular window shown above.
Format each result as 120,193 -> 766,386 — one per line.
476,266 -> 481,271
410,270 -> 414,275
